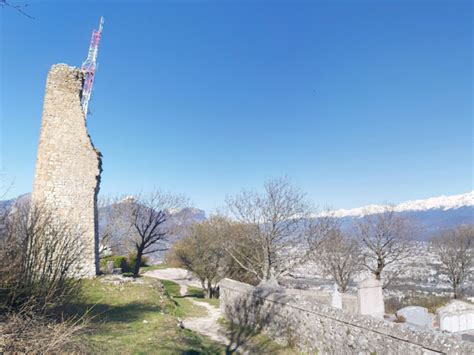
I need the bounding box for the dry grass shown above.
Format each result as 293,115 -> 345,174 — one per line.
385,294 -> 451,314
0,201 -> 84,315
0,313 -> 89,353
0,201 -> 92,353
393,314 -> 406,323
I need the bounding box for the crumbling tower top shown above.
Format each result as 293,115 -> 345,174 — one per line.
81,16 -> 104,116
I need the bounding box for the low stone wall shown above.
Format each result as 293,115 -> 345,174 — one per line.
283,287 -> 358,314
220,278 -> 474,354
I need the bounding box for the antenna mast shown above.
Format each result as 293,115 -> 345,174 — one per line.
81,16 -> 104,117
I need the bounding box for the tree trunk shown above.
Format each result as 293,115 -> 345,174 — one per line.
453,284 -> 458,299
133,248 -> 143,278
375,259 -> 383,280
206,280 -> 212,299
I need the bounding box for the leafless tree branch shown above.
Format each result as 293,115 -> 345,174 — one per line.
432,225 -> 473,299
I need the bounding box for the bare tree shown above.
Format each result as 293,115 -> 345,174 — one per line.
0,1 -> 35,19
0,199 -> 85,314
0,187 -> 90,352
119,191 -> 188,278
432,225 -> 473,299
168,215 -> 229,298
317,228 -> 363,292
355,207 -> 413,283
225,178 -> 324,284
97,196 -> 132,257
0,178 -> 12,201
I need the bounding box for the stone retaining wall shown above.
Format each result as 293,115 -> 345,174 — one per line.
284,287 -> 358,314
220,278 -> 474,354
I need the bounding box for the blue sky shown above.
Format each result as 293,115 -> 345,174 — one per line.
1,0 -> 472,212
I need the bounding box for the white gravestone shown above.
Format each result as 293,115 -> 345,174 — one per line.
358,278 -> 384,318
331,283 -> 342,309
437,300 -> 474,333
396,306 -> 432,328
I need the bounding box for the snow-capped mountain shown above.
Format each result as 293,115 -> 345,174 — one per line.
1,191 -> 472,243
321,191 -> 473,240
321,191 -> 473,218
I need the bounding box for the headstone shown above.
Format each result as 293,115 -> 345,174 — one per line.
358,278 -> 384,318
437,300 -> 474,333
105,260 -> 114,275
331,283 -> 342,309
396,306 -> 432,328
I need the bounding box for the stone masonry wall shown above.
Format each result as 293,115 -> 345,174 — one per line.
32,64 -> 102,277
220,278 -> 474,354
284,288 -> 359,314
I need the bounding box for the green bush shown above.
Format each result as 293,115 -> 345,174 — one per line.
128,253 -> 149,269
100,256 -> 130,272
100,254 -> 149,274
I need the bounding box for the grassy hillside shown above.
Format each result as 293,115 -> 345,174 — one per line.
72,277 -> 224,354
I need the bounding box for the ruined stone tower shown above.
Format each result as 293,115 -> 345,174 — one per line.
32,64 -> 102,277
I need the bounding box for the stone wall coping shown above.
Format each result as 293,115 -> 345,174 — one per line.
219,278 -> 474,353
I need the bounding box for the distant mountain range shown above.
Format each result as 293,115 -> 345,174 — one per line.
97,199 -> 206,262
0,194 -> 206,262
0,193 -> 30,211
320,191 -> 473,218
322,191 -> 473,240
1,191 -> 472,245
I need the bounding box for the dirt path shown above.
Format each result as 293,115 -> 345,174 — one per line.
145,268 -> 232,348
145,268 -> 201,290
183,299 -> 229,345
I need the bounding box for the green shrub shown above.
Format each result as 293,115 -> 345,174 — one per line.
160,280 -> 181,298
100,256 -> 130,272
128,253 -> 149,269
100,254 -> 150,273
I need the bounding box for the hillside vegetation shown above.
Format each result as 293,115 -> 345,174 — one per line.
72,276 -> 224,354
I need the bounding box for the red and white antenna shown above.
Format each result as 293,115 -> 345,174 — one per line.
81,16 -> 104,117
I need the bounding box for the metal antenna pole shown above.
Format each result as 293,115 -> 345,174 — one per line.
81,16 -> 104,117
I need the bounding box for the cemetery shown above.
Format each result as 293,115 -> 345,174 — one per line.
219,278 -> 474,353
1,1 -> 472,353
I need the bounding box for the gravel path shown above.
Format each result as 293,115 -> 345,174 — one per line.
183,299 -> 229,345
145,268 -> 231,348
145,268 -> 201,290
